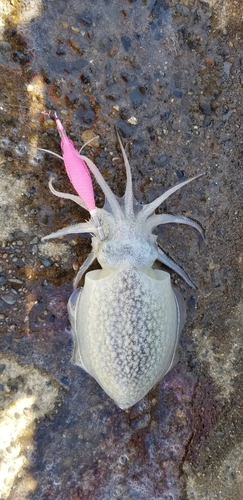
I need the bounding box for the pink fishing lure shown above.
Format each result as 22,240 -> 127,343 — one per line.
55,116 -> 96,212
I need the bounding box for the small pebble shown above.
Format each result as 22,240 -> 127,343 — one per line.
56,45 -> 66,56
130,413 -> 151,430
0,40 -> 12,52
127,116 -> 137,125
121,35 -> 131,52
118,454 -> 128,467
80,72 -> 91,84
2,295 -> 17,305
223,61 -> 232,76
12,50 -> 30,65
130,87 -> 143,108
173,89 -> 183,98
30,237 -> 38,245
116,120 -> 134,137
175,4 -> 190,16
223,110 -> 235,121
152,154 -> 169,166
81,130 -> 100,148
199,101 -> 214,115
71,27 -> 80,33
42,119 -> 56,130
39,256 -> 53,268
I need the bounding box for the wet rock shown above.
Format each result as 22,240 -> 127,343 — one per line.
46,56 -> 87,73
0,40 -> 12,52
176,169 -> 185,179
150,0 -> 170,17
121,35 -> 131,52
64,92 -> 79,107
12,50 -> 30,65
14,140 -> 29,156
203,117 -> 213,127
67,38 -> 84,54
130,413 -> 151,430
30,237 -> 39,245
130,138 -> 149,156
161,110 -> 171,121
86,29 -> 94,39
39,256 -> 53,268
56,45 -> 66,56
105,91 -> 120,100
106,75 -> 117,87
223,61 -> 232,76
76,12 -> 93,27
8,278 -> 23,286
173,89 -> 183,98
130,87 -> 144,108
127,116 -> 137,125
2,295 -> 17,305
199,101 -> 214,115
81,129 -> 100,148
223,109 -> 235,121
56,0 -> 66,13
151,154 -> 169,166
60,375 -> 71,387
117,454 -> 128,467
121,72 -> 137,85
76,101 -> 95,126
174,4 -> 190,16
80,72 -> 91,84
116,120 -> 134,138
99,35 -> 114,53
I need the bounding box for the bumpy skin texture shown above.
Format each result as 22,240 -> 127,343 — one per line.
43,129 -> 202,409
69,267 -> 179,409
